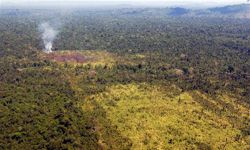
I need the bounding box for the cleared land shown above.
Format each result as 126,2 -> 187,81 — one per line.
40,50 -> 116,67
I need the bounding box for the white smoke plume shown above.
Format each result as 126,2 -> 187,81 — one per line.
39,22 -> 58,53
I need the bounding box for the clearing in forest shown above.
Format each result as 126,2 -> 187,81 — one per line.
40,50 -> 116,67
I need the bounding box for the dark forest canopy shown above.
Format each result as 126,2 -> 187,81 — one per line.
0,6 -> 249,149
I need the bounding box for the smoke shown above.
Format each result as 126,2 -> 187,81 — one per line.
39,22 -> 58,53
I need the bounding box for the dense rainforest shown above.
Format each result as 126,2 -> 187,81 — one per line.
0,8 -> 249,149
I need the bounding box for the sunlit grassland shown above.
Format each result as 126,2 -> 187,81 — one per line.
85,83 -> 249,149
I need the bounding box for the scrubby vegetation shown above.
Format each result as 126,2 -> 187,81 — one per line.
89,83 -> 249,149
0,8 -> 249,149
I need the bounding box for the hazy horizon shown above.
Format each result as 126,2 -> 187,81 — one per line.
1,0 -> 249,9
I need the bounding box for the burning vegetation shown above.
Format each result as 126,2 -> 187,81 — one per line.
39,22 -> 58,53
